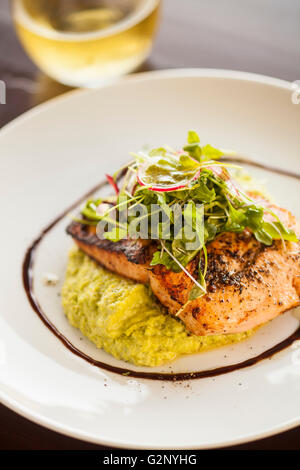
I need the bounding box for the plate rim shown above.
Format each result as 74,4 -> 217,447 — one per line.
1,388 -> 299,449
0,68 -> 299,449
0,68 -> 293,138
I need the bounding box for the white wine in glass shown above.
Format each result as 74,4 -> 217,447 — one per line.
13,0 -> 161,87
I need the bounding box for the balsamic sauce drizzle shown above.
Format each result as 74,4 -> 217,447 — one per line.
22,160 -> 300,381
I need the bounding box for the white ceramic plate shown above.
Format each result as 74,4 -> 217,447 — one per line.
1,69 -> 300,449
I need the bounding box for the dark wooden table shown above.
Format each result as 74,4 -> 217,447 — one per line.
1,0 -> 300,450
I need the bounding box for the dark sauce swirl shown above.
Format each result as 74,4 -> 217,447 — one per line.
22,160 -> 300,381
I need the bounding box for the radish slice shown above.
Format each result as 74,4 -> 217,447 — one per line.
137,155 -> 199,192
207,165 -> 241,198
137,173 -> 191,192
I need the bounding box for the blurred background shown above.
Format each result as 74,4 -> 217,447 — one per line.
1,0 -> 300,451
1,0 -> 300,127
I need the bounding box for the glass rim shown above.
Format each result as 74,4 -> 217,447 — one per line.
13,0 -> 160,42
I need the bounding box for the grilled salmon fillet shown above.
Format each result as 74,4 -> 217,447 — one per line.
67,203 -> 300,336
67,222 -> 155,283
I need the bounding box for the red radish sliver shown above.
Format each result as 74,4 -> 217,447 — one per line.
105,174 -> 119,195
207,165 -> 241,198
192,169 -> 201,181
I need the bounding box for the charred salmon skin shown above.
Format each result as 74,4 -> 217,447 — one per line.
66,222 -> 155,283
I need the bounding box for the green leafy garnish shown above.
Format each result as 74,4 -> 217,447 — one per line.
79,131 -> 298,302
